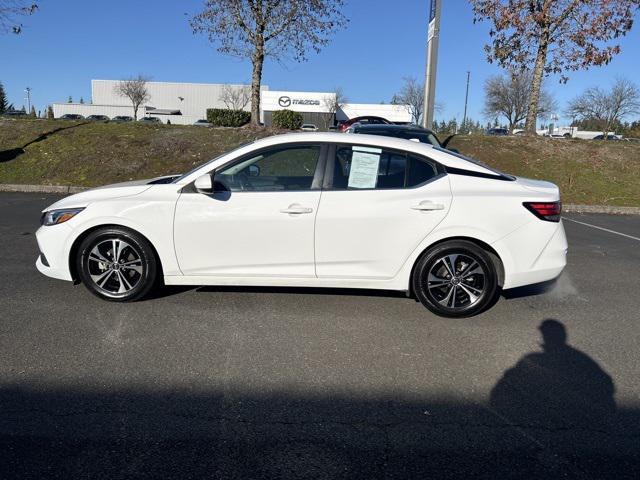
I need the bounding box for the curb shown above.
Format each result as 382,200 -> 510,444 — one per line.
0,184 -> 88,194
0,183 -> 638,215
563,204 -> 640,215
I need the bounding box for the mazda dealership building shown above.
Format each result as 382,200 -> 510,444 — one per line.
52,80 -> 412,127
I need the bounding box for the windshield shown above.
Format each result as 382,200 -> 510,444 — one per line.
171,140 -> 256,184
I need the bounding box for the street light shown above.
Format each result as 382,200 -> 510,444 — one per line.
423,0 -> 441,130
24,87 -> 32,114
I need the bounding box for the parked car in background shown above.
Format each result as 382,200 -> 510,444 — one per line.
86,115 -> 110,122
346,124 -> 442,146
138,117 -> 162,124
592,134 -> 621,141
338,116 -> 392,132
2,110 -> 28,118
300,124 -> 318,131
486,128 -> 509,136
111,116 -> 134,123
59,114 -> 84,120
194,119 -> 212,127
35,132 -> 566,318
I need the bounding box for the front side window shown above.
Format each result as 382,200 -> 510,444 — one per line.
331,145 -> 439,190
216,145 -> 320,192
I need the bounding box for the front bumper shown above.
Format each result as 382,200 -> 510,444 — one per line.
35,224 -> 75,281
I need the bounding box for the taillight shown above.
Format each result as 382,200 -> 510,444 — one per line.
523,201 -> 562,222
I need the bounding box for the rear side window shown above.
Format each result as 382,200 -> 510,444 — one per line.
331,145 -> 439,190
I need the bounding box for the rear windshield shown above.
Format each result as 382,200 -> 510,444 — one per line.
433,146 -> 514,179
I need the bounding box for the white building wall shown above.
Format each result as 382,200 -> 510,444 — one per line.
338,103 -> 412,123
92,80 -> 265,120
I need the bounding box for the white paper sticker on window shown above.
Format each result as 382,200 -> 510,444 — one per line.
348,147 -> 381,189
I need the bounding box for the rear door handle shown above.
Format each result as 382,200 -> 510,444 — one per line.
280,204 -> 313,215
411,201 -> 445,211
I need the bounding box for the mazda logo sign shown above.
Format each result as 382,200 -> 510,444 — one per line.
278,96 -> 291,107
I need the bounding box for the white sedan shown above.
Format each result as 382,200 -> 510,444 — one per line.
35,132 -> 567,317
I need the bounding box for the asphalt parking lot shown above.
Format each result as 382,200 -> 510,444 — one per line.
1,192 -> 639,479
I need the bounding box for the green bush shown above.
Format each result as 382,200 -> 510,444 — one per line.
272,109 -> 303,130
206,108 -> 251,127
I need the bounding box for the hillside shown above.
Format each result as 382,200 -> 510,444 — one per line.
1,119 -> 639,206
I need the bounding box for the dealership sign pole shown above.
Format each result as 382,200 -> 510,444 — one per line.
423,0 -> 441,129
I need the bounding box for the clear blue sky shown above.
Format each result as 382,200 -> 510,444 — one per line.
1,0 -> 639,125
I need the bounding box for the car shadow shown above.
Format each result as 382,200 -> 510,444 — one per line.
195,284 -> 409,299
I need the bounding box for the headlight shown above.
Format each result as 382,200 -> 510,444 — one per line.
41,208 -> 85,226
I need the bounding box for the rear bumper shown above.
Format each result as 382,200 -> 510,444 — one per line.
497,220 -> 568,289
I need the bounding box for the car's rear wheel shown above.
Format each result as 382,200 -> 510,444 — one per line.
76,227 -> 157,301
412,240 -> 498,318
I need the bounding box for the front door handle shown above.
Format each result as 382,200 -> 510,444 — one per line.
280,204 -> 313,215
411,201 -> 445,211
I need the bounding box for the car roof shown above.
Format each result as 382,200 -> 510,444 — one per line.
177,132 -> 501,184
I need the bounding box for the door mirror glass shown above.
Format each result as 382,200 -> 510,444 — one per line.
194,173 -> 213,193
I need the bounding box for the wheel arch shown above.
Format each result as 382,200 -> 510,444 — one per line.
408,236 -> 505,295
68,224 -> 164,283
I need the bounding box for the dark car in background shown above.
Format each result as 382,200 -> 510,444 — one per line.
486,128 -> 509,136
86,115 -> 110,122
111,116 -> 134,123
138,117 -> 162,124
59,114 -> 84,120
338,115 -> 392,132
346,123 -> 443,147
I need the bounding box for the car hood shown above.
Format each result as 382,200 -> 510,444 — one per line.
42,176 -> 178,211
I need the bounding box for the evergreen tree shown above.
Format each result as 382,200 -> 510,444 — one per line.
30,105 -> 36,117
80,97 -> 84,104
0,82 -> 8,113
68,96 -> 73,103
47,105 -> 54,119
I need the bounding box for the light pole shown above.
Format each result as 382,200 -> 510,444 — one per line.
423,0 -> 441,130
24,87 -> 32,114
462,71 -> 470,133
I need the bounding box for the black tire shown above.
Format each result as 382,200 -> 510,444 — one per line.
412,240 -> 499,318
76,227 -> 158,302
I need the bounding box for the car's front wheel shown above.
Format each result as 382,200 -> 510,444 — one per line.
76,227 -> 158,301
412,240 -> 499,318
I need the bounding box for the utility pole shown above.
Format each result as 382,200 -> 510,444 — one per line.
462,71 -> 470,133
423,0 -> 441,130
24,87 -> 32,113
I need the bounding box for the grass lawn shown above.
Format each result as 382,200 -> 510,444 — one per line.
1,118 -> 639,206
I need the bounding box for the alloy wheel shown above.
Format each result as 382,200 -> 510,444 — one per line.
424,253 -> 486,310
86,238 -> 144,296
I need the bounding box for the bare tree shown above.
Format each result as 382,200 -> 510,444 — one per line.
114,75 -> 151,121
190,0 -> 348,125
0,0 -> 37,34
321,87 -> 347,129
470,0 -> 640,134
483,69 -> 556,131
391,77 -> 424,125
567,78 -> 640,137
219,84 -> 251,111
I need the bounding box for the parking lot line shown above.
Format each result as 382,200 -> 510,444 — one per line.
563,217 -> 640,242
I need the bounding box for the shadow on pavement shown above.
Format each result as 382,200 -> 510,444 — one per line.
1,319 -> 637,479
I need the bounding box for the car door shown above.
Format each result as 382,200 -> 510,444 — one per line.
174,143 -> 326,277
315,143 -> 452,279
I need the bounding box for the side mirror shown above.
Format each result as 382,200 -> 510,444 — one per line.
248,165 -> 260,177
194,173 -> 213,194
